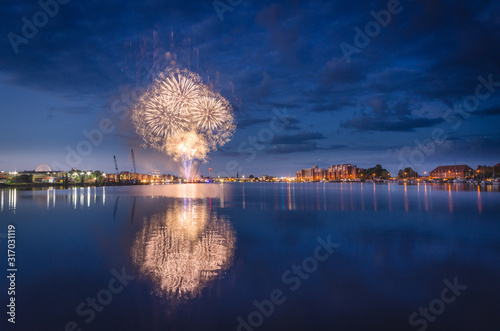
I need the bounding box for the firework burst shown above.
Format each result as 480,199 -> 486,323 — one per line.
192,91 -> 229,131
132,68 -> 236,179
161,69 -> 203,114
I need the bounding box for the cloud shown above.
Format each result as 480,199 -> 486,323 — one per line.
474,107 -> 500,117
271,132 -> 326,145
282,117 -> 301,130
255,3 -> 302,52
266,142 -> 346,155
341,97 -> 445,132
236,117 -> 269,129
342,116 -> 444,132
47,106 -> 97,115
322,57 -> 367,84
310,99 -> 354,113
267,142 -> 318,154
265,131 -> 337,154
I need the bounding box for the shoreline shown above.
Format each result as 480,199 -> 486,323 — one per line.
0,182 -> 153,190
1,181 -> 498,190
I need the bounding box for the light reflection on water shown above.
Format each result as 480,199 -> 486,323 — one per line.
1,182 -> 499,330
448,184 -> 453,213
131,197 -> 236,299
0,183 -> 500,213
233,182 -> 498,214
478,185 -> 483,213
424,183 -> 429,212
1,183 -> 499,215
9,188 -> 16,212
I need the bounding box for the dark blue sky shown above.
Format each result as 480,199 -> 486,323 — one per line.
1,0 -> 499,177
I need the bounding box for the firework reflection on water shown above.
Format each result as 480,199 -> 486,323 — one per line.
131,198 -> 236,299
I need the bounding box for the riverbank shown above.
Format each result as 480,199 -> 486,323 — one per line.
0,182 -> 152,190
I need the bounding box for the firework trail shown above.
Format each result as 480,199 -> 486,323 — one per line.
132,68 -> 235,179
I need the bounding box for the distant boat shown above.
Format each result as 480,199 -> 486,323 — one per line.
454,177 -> 465,183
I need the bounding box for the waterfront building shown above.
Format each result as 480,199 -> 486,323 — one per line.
430,165 -> 474,179
327,164 -> 358,180
20,170 -> 66,183
296,165 -> 326,181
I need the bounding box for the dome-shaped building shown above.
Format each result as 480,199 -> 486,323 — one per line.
35,164 -> 51,172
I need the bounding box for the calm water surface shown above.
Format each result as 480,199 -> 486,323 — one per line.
1,183 -> 499,330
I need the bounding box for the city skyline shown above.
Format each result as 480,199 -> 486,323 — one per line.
2,158 -> 499,180
1,1 -> 500,177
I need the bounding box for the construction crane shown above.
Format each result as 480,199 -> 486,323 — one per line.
113,155 -> 120,183
131,149 -> 137,174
